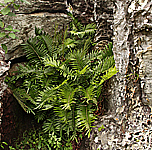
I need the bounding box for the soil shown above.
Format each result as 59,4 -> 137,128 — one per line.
1,88 -> 36,150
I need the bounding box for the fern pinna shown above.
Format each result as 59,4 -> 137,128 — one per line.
6,14 -> 117,149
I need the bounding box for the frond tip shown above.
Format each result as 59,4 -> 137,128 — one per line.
59,84 -> 77,110
76,104 -> 96,133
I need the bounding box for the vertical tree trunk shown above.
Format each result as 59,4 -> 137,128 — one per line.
90,0 -> 152,149
0,47 -> 10,141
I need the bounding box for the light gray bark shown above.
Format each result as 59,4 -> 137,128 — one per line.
89,0 -> 152,149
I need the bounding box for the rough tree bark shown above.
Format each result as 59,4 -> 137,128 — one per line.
89,0 -> 152,149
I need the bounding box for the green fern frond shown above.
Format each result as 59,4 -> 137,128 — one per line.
13,88 -> 36,114
43,118 -> 56,133
64,38 -> 76,48
92,56 -> 115,75
97,42 -> 113,60
54,107 -> 69,124
16,63 -> 43,79
98,66 -> 118,86
85,23 -> 96,30
101,56 -> 115,73
40,35 -> 54,56
69,49 -> 88,73
59,84 -> 77,110
43,55 -> 60,68
35,26 -> 44,35
69,14 -> 96,37
53,106 -> 77,139
22,38 -> 44,65
34,87 -> 57,110
82,38 -> 92,55
58,63 -> 73,78
34,111 -> 47,123
80,85 -> 97,105
76,104 -> 96,131
35,78 -> 70,110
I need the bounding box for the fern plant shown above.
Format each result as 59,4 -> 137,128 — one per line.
6,14 -> 117,149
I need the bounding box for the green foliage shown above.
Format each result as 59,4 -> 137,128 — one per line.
6,14 -> 117,149
11,128 -> 74,150
0,141 -> 8,149
0,0 -> 30,53
14,129 -> 64,150
0,141 -> 15,150
98,124 -> 105,132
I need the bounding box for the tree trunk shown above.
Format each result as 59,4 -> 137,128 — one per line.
89,0 -> 152,149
